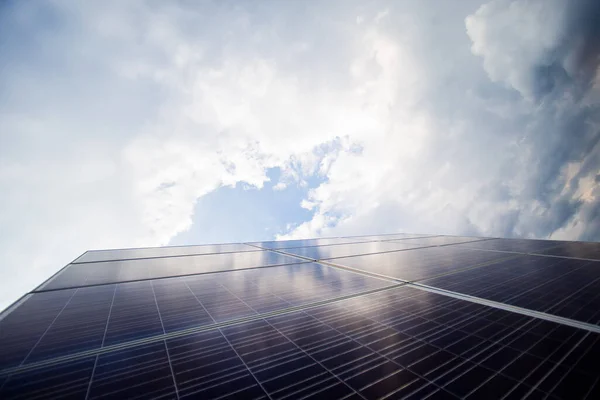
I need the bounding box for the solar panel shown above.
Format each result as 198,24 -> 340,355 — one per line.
451,238 -> 563,254
74,243 -> 259,263
386,236 -> 491,246
322,246 -> 518,281
535,241 -> 600,260
2,233 -> 600,400
422,255 -> 600,326
250,234 -> 434,250
0,263 -> 393,370
278,240 -> 424,260
38,250 -> 304,291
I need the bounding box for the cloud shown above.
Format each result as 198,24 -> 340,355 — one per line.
282,0 -> 600,241
1,0 -> 599,311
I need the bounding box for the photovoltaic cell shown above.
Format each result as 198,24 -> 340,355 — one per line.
0,263 -> 392,370
280,240 -> 424,260
0,356 -> 96,400
249,234 -> 433,250
327,246 -> 518,281
386,236 -> 490,246
249,237 -> 375,249
0,289 -> 76,371
73,243 -> 259,263
343,233 -> 435,241
2,286 -> 599,400
38,250 -> 303,291
536,241 -> 600,260
451,238 -> 563,254
422,255 -> 600,326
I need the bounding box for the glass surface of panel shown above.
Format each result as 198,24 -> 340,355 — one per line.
0,357 -> 96,399
452,238 -> 562,254
536,241 -> 600,260
40,251 -> 304,290
4,286 -> 599,400
423,255 -> 600,326
74,243 -> 259,263
0,289 -> 76,370
387,236 -> 489,246
329,246 -> 517,281
347,233 -> 435,241
249,237 -> 374,249
3,263 -> 393,368
282,240 -> 424,260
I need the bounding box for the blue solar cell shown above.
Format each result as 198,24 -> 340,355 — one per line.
89,342 -> 177,399
1,263 -> 393,369
103,281 -> 165,346
280,240 -> 424,260
74,243 -> 259,263
249,237 -> 373,249
26,285 -> 115,363
386,236 -> 490,246
450,238 -> 562,254
0,290 -> 75,370
39,250 -> 304,291
536,241 -> 600,260
328,246 -> 517,281
422,255 -> 600,326
250,234 -> 435,251
0,356 -> 96,399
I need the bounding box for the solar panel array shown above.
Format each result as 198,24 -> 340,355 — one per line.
1,233 -> 600,399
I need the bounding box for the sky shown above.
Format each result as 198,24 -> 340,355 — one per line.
0,0 -> 599,312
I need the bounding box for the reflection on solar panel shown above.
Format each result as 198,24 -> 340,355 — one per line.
1,234 -> 599,399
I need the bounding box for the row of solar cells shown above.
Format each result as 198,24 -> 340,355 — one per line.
73,234 -> 600,265
1,286 -> 599,400
0,263 -> 394,371
30,236 -> 600,330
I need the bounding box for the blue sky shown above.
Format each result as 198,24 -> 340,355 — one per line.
1,0 -> 599,311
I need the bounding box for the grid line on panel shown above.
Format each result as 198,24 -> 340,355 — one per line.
0,283 -> 405,378
409,283 -> 600,334
0,294 -> 32,323
250,243 -> 522,286
424,256 -> 592,310
218,284 -> 367,400
71,248 -> 262,265
255,245 -> 600,335
420,254 -> 600,327
270,288 -> 542,398
322,252 -> 521,284
520,332 -> 591,399
84,284 -> 117,400
296,305 -> 454,397
32,258 -> 310,294
435,240 -> 600,263
184,279 -> 273,399
31,252 -> 88,294
381,237 -> 494,247
302,288 -> 587,399
19,288 -> 80,367
150,281 -> 181,400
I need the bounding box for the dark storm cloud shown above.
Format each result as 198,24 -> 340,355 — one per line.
463,0 -> 600,240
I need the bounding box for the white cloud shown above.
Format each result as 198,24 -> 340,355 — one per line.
1,0 -> 599,312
